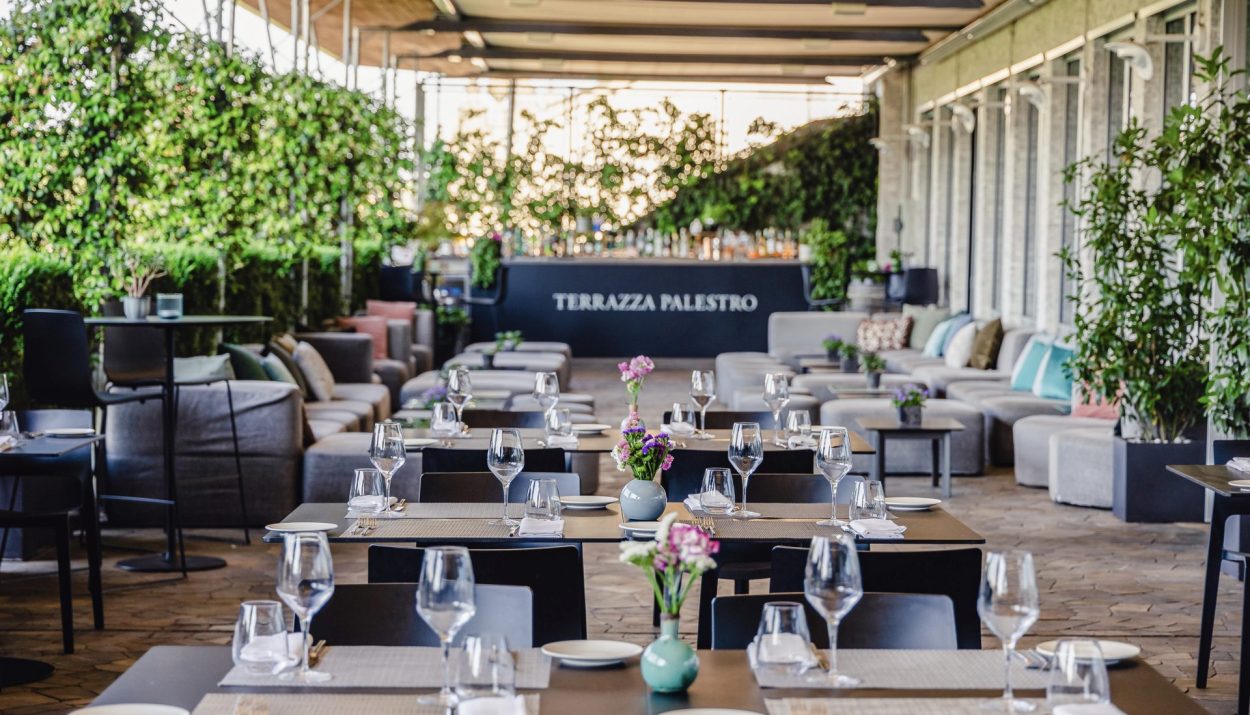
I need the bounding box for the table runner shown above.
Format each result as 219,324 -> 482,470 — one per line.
347,504 -> 525,520
219,646 -> 551,689
195,693 -> 540,715
342,519 -> 513,540
764,697 -> 1047,715
752,650 -> 1051,690
691,503 -> 844,520
694,518 -> 832,541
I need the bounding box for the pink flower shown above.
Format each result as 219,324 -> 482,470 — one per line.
629,355 -> 655,376
662,454 -> 674,471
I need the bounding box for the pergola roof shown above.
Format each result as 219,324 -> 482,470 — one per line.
240,0 -> 1005,84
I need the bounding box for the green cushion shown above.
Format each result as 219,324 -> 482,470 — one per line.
219,343 -> 269,381
922,316 -> 959,357
1010,336 -> 1050,391
1032,343 -> 1075,401
264,343 -> 310,398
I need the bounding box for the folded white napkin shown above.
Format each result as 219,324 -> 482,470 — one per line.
786,435 -> 816,450
457,695 -> 527,715
685,491 -> 734,513
517,518 -> 564,537
1229,457 -> 1250,473
849,518 -> 906,539
1052,703 -> 1126,715
0,436 -> 15,453
236,633 -> 301,674
544,434 -> 579,448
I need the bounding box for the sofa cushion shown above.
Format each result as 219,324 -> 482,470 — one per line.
266,342 -> 310,398
968,319 -> 1004,370
903,304 -> 950,350
940,314 -> 974,355
272,333 -> 299,355
922,316 -> 956,357
367,299 -> 418,326
338,316 -> 389,360
857,316 -> 913,352
767,311 -> 869,360
294,341 -> 338,403
305,400 -> 373,432
911,366 -> 1006,397
220,343 -> 269,381
1032,343 -> 1074,401
1073,385 -> 1119,420
1009,336 -> 1050,391
262,352 -> 300,391
996,329 -> 1036,372
944,323 -> 978,368
308,417 -> 349,442
333,382 -> 392,422
174,354 -> 234,383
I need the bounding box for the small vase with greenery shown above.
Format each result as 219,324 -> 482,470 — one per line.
495,330 -> 523,352
891,384 -> 927,427
822,334 -> 846,363
117,252 -> 166,320
861,353 -> 886,389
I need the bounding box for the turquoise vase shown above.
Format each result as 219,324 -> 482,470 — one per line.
641,615 -> 699,693
620,477 -> 667,521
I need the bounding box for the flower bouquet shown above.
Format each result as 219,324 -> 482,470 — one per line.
618,355 -> 655,418
612,423 -> 675,521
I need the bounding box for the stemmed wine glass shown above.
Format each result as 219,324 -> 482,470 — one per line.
416,546 -> 477,707
803,533 -> 863,688
979,550 -> 1041,713
275,531 -> 335,683
690,370 -> 716,439
815,428 -> 853,528
728,422 -> 764,519
533,371 -> 560,415
0,374 -> 9,412
487,428 -> 525,527
763,373 -> 791,447
369,421 -> 406,517
447,367 -> 473,435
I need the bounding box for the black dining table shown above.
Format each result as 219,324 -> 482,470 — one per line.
84,314 -> 271,574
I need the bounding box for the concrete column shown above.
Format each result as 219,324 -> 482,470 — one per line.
873,70 -> 908,262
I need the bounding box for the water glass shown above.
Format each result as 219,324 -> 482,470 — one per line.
754,601 -> 813,675
525,478 -> 562,521
669,402 -> 697,445
804,533 -> 863,687
0,411 -> 19,439
728,422 -> 764,519
155,292 -> 184,319
348,468 -> 387,515
417,546 -> 478,707
370,421 -> 406,518
786,411 -> 813,448
232,600 -> 295,675
455,633 -> 516,700
815,428 -> 853,527
700,467 -> 736,515
275,532 -> 335,683
979,550 -> 1041,713
488,429 -> 525,527
448,367 -> 473,434
533,371 -> 560,413
544,408 -> 573,440
0,373 -> 9,412
431,402 -> 460,442
690,369 -> 716,438
763,373 -> 791,446
1046,639 -> 1111,707
850,479 -> 888,521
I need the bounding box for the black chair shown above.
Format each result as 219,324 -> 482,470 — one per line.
368,544 -> 586,644
1214,440 -> 1250,578
379,264 -> 422,303
664,410 -> 775,431
710,592 -> 957,650
462,410 -> 546,430
659,449 -> 815,504
420,447 -> 567,475
309,583 -> 534,647
419,472 -> 582,502
462,266 -> 508,338
770,546 -> 983,649
801,263 -> 843,311
0,503 -> 75,653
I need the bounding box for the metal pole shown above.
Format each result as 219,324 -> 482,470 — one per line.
258,0 -> 277,68
226,0 -> 237,56
351,27 -> 360,89
414,67 -> 427,211
301,0 -> 311,73
290,0 -> 299,71
381,31 -> 391,102
342,0 -> 352,86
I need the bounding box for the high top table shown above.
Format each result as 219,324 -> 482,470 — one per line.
84,315 -> 271,574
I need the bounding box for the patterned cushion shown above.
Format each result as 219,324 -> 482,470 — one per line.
856,316 -> 913,352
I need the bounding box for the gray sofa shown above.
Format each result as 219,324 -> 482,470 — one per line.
295,332 -> 393,432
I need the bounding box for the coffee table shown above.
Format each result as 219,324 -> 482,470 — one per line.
856,416 -> 966,497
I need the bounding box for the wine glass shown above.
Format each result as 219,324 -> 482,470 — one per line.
979,550 -> 1041,713
369,421 -> 406,517
690,370 -> 716,439
669,402 -> 697,447
803,533 -> 863,688
487,428 -> 525,527
417,546 -> 477,707
0,374 -> 9,412
275,532 -> 335,683
447,367 -> 473,435
763,373 -> 791,447
754,601 -> 813,676
700,467 -> 736,516
728,422 -> 764,519
850,479 -> 888,521
815,428 -> 853,528
533,371 -> 560,414
454,633 -> 516,700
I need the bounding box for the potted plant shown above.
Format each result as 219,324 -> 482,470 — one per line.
117,252 -> 166,321
620,512 -> 717,693
611,421 -> 675,522
495,330 -> 523,351
861,352 -> 886,389
839,344 -> 860,374
822,334 -> 845,363
891,384 -> 927,427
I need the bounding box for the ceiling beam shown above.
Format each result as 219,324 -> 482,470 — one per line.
644,0 -> 981,6
397,18 -> 941,41
453,69 -> 855,85
431,47 -> 887,66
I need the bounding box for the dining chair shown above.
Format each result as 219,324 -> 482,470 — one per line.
418,471 -> 581,502
0,475 -> 80,654
308,583 -> 534,648
420,447 -> 567,475
709,592 -> 957,650
461,409 -> 547,430
769,546 -> 983,649
663,410 -> 775,431
367,544 -> 586,645
658,449 -> 815,503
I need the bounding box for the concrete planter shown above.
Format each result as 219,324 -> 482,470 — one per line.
1112,436 -> 1206,523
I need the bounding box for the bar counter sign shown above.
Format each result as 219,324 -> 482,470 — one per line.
552,292 -> 761,313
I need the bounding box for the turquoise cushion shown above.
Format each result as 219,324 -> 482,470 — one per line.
1032,343 -> 1075,400
262,352 -> 298,386
940,314 -> 974,355
1010,337 -> 1050,391
923,316 -> 958,357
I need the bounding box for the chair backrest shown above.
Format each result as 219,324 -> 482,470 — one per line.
379,265 -> 418,303
368,544 -> 586,644
710,592 -> 957,651
462,409 -> 547,429
419,471 -> 582,501
22,309 -> 98,408
1213,440 -> 1250,463
659,449 -> 815,502
100,300 -> 167,386
309,583 -> 533,647
668,410 -> 774,430
420,447 -> 568,474
769,546 -> 983,649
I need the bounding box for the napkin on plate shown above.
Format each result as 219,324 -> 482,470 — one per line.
1229,457 -> 1250,473
684,491 -> 734,513
517,518 -> 564,537
544,434 -> 580,448
786,435 -> 817,450
1052,704 -> 1127,715
849,518 -> 907,539
0,436 -> 15,453
457,695 -> 528,715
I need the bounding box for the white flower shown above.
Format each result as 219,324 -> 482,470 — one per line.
654,511 -> 678,547
619,541 -> 656,564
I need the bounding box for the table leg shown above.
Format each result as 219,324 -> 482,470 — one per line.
1198,497 -> 1230,688
942,433 -> 952,499
1241,560 -> 1250,715
873,433 -> 886,490
930,439 -> 940,488
83,454 -> 104,629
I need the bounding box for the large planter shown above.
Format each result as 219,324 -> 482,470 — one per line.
641,615 -> 699,693
620,478 -> 666,521
1112,436 -> 1206,523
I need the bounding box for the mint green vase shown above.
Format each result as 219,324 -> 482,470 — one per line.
641,615 -> 699,693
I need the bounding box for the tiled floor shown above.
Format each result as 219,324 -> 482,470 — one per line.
0,358 -> 1238,713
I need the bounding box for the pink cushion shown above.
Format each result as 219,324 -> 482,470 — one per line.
338,316 -> 388,360
366,300 -> 417,325
1072,385 -> 1119,420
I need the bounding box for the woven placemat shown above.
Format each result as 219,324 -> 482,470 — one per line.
702,503 -> 840,520
764,697 -> 1046,715
347,504 -> 525,520
698,518 -> 828,541
220,646 -> 550,689
753,650 -> 1051,690
341,519 -> 513,540
196,692 -> 540,715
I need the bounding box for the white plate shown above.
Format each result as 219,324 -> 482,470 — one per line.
571,423 -> 611,435
46,428 -> 96,438
557,495 -> 618,510
1034,639 -> 1141,664
541,639 -> 643,667
265,522 -> 338,532
619,521 -> 665,534
404,437 -> 437,448
884,497 -> 942,511
1229,479 -> 1250,490
70,706 -> 190,715
662,711 -> 763,715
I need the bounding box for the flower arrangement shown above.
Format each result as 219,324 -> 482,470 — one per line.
618,355 -> 655,409
415,384 -> 447,409
861,353 -> 886,374
891,383 -> 928,409
493,330 -> 523,353
620,512 -> 718,616
612,422 -> 675,481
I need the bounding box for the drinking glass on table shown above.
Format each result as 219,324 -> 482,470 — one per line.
815,427 -> 853,528
525,478 -> 563,521
728,422 -> 764,519
417,546 -> 477,707
786,411 -> 813,448
544,408 -> 573,443
1046,639 -> 1111,707
347,468 -> 387,515
700,467 -> 736,516
803,533 -> 863,688
455,633 -> 516,700
0,373 -> 9,412
232,600 -> 296,676
447,367 -> 473,435
533,371 -> 560,414
431,402 -> 460,444
979,550 -> 1041,713
275,532 -> 335,683
669,402 -> 697,447
690,369 -> 716,439
850,479 -> 888,521
0,411 -> 19,441
763,373 -> 791,447
754,601 -> 814,676
488,428 -> 525,527
369,421 -> 406,517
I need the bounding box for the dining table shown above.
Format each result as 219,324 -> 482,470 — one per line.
400,427 -> 877,456
90,644 -> 1206,714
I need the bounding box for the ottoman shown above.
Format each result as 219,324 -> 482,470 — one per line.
1049,427 -> 1115,508
1013,415 -> 1116,488
975,394 -> 1070,466
820,398 -> 985,476
465,341 -> 572,360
